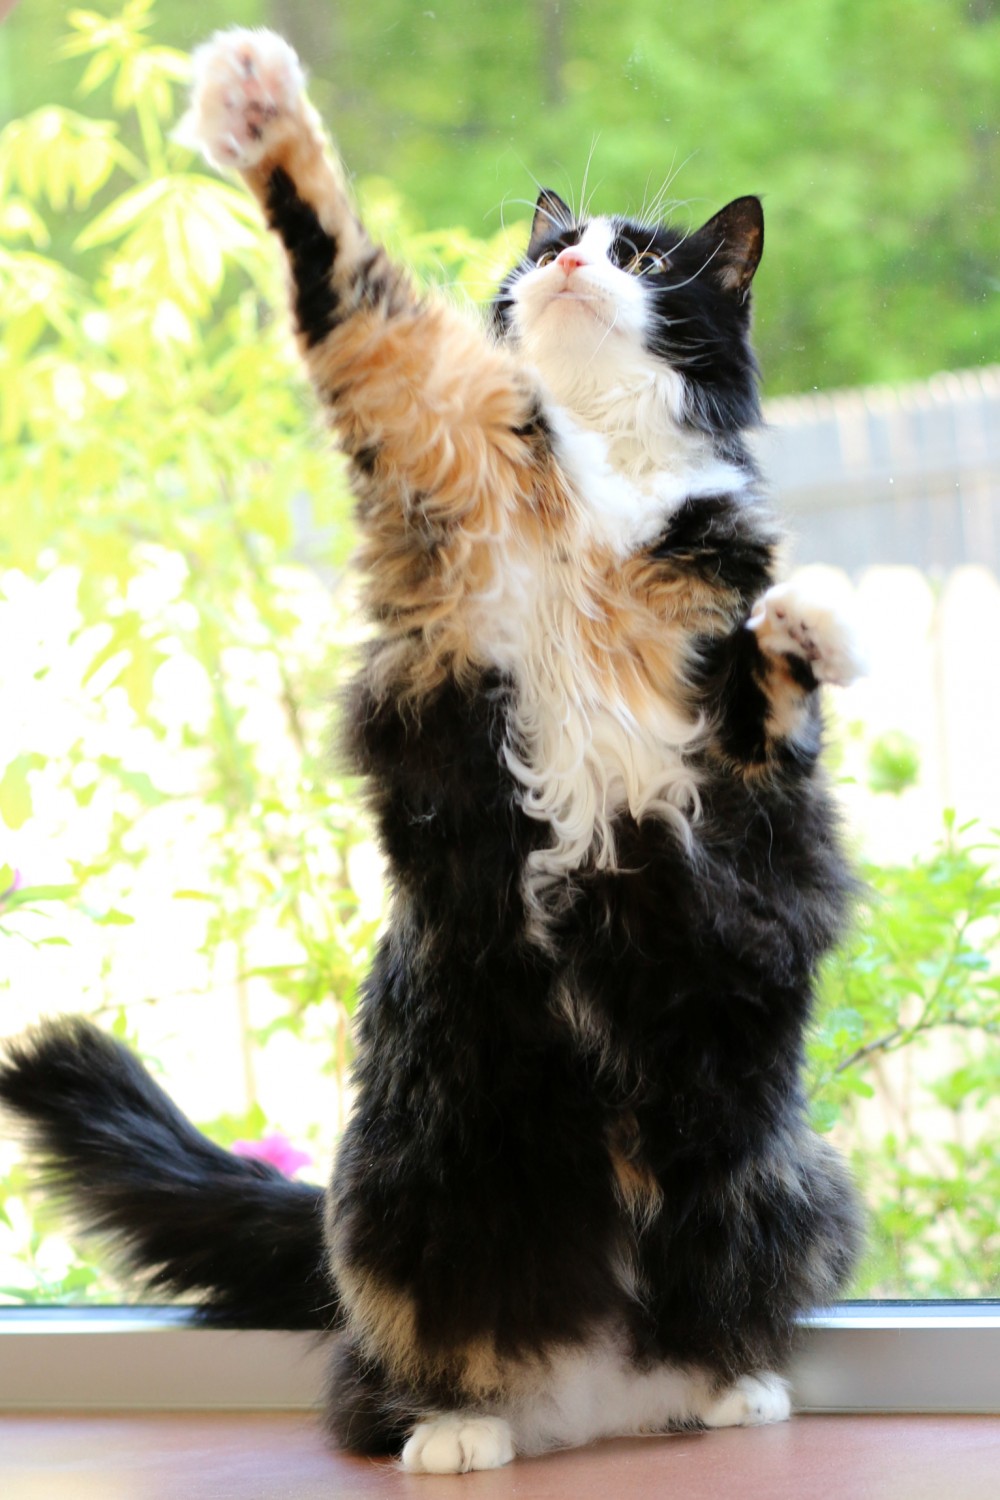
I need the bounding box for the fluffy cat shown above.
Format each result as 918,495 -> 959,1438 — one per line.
0,29 -> 865,1473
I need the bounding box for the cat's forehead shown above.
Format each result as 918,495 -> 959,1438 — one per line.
609,215 -> 685,254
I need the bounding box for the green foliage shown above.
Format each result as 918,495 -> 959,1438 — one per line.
1,5 -> 998,1307
812,812 -> 1000,1295
7,0 -> 998,395
0,4 -> 389,1302
866,731 -> 922,798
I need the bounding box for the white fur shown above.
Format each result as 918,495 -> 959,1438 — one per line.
401,1415 -> 515,1474
512,1341 -> 704,1455
468,507 -> 704,934
176,29 -> 305,171
402,1345 -> 791,1471
701,1371 -> 792,1428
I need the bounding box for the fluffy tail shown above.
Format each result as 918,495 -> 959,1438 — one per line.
0,1017 -> 337,1330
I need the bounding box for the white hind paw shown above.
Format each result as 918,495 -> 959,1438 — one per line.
702,1372 -> 791,1429
748,572 -> 867,687
178,29 -> 306,171
401,1415 -> 515,1474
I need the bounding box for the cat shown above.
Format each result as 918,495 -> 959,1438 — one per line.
0,28 -> 865,1474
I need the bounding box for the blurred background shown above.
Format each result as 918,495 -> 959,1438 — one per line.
1,0 -> 998,1304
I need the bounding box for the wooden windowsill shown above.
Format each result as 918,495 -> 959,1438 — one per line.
3,1412 -> 999,1499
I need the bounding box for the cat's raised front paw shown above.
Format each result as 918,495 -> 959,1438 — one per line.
401,1415 -> 515,1474
747,571 -> 867,687
701,1372 -> 791,1428
178,29 -> 306,171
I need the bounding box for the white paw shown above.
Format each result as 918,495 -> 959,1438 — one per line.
176,28 -> 306,171
401,1415 -> 515,1474
702,1372 -> 792,1429
747,571 -> 867,687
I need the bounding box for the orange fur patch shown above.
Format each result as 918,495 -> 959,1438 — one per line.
608,1112 -> 663,1229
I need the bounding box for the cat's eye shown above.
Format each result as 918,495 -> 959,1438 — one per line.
626,249 -> 671,277
536,248 -> 558,267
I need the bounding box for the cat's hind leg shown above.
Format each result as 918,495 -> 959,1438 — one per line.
503,1343 -> 790,1459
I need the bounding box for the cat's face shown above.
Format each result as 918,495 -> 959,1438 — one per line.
492,191 -> 764,438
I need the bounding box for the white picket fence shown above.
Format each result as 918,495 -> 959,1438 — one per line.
749,366 -> 1000,855
757,364 -> 1000,576
826,563 -> 1000,861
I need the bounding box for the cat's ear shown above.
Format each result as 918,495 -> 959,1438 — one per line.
690,196 -> 764,300
527,188 -> 574,258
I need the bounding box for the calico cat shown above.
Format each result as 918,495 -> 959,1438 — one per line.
0,29 -> 865,1473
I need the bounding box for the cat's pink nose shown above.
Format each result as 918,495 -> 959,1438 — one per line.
554,246 -> 587,275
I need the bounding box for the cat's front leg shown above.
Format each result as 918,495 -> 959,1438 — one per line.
179,30 -> 558,680
698,568 -> 867,781
178,28 -> 374,344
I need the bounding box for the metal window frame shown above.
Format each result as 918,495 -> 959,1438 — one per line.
1,1303 -> 998,1414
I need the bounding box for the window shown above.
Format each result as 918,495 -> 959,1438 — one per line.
1,0 -> 998,1411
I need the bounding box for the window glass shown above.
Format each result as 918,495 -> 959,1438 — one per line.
1,0 -> 998,1305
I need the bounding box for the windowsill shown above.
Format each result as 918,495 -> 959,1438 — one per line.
0,1303 -> 998,1413
2,1411 -> 999,1500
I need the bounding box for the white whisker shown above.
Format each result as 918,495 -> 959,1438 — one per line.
579,136 -> 602,221
662,241 -> 724,292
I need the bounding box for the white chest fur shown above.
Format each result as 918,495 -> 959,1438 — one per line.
468,410 -> 737,930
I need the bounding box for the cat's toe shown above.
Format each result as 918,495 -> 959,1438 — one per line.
178,28 -> 306,171
702,1372 -> 791,1428
401,1415 -> 515,1473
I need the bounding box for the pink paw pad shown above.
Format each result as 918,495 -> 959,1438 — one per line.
178,29 -> 305,171
747,577 -> 867,687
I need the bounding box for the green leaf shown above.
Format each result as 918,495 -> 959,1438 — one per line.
0,754 -> 45,831
867,731 -> 921,797
73,177 -> 172,250
5,884 -> 77,903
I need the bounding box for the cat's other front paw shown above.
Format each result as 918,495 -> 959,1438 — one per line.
747,570 -> 867,687
401,1415 -> 515,1474
177,29 -> 306,171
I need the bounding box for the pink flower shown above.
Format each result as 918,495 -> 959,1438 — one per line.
232,1132 -> 312,1177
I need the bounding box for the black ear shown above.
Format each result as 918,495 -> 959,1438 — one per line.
690,196 -> 764,299
527,188 -> 574,258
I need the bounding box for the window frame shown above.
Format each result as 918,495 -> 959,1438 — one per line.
1,1303 -> 998,1413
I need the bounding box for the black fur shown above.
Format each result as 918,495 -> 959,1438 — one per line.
0,1018 -> 335,1330
264,167 -> 340,347
327,662 -> 858,1409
